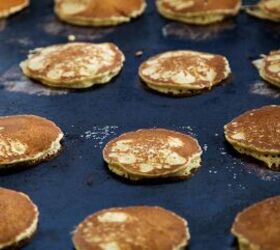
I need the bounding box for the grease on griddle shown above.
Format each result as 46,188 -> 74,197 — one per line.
250,81 -> 280,98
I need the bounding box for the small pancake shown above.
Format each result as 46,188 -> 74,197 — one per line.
20,42 -> 125,89
0,115 -> 63,169
245,0 -> 280,22
0,187 -> 39,250
253,50 -> 280,88
103,128 -> 202,180
0,0 -> 29,19
224,105 -> 280,169
232,196 -> 280,250
73,206 -> 189,250
156,0 -> 241,25
139,50 -> 231,96
55,0 -> 146,27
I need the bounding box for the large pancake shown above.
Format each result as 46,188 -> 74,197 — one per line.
73,206 -> 189,250
224,105 -> 280,168
0,115 -> 63,168
0,188 -> 39,250
232,196 -> 280,250
0,0 -> 29,19
103,128 -> 202,180
20,42 -> 125,89
55,0 -> 146,26
139,50 -> 231,95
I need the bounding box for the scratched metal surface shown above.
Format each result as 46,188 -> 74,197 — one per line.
0,0 -> 279,249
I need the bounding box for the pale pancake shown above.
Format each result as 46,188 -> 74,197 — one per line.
224,105 -> 280,169
0,115 -> 63,168
20,42 -> 125,89
139,50 -> 231,96
232,196 -> 280,250
73,206 -> 189,250
245,0 -> 280,22
253,50 -> 280,88
0,188 -> 39,250
55,0 -> 146,27
0,0 -> 29,19
103,128 -> 202,180
156,0 -> 241,25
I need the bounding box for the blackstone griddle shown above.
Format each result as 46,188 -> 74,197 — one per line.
0,0 -> 279,249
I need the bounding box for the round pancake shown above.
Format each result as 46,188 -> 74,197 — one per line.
224,105 -> 280,169
156,0 -> 241,25
103,128 -> 202,180
0,187 -> 39,250
0,0 -> 29,19
232,196 -> 280,250
139,50 -> 231,96
20,42 -> 125,89
0,115 -> 63,168
73,206 -> 189,250
55,0 -> 146,27
254,50 -> 280,88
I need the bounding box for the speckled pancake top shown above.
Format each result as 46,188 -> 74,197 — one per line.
103,129 -> 202,177
225,105 -> 280,153
263,50 -> 280,82
22,43 -> 124,84
157,0 -> 240,14
139,51 -> 230,90
55,0 -> 145,19
73,206 -> 189,250
0,188 -> 38,246
0,115 -> 63,165
0,0 -> 28,14
232,196 -> 280,250
261,0 -> 280,17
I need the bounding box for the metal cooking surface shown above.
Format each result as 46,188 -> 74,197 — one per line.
0,0 -> 279,249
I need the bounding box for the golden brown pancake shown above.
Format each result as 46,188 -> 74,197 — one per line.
0,115 -> 63,168
156,0 -> 241,25
139,50 -> 231,96
103,128 -> 202,180
232,196 -> 280,250
253,50 -> 280,88
20,42 -> 125,89
73,206 -> 189,250
245,0 -> 280,22
0,187 -> 39,250
55,0 -> 147,27
0,0 -> 29,19
224,105 -> 280,169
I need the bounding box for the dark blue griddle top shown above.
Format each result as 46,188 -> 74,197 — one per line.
0,0 -> 279,249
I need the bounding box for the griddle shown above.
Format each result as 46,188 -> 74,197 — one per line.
0,0 -> 279,249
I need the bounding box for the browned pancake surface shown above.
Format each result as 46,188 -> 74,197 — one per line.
103,129 -> 202,177
261,0 -> 280,17
0,115 -> 62,165
0,188 -> 37,246
159,0 -> 240,14
232,196 -> 280,250
263,50 -> 280,82
139,51 -> 229,90
55,0 -> 145,19
0,0 -> 28,13
225,105 -> 280,153
73,206 -> 188,250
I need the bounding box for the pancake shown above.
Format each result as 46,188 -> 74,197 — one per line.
0,115 -> 63,169
0,187 -> 39,250
232,196 -> 280,250
20,42 -> 125,89
103,128 -> 202,180
156,0 -> 241,25
224,105 -> 280,169
139,50 -> 231,96
245,0 -> 280,22
72,206 -> 189,250
55,0 -> 146,27
0,0 -> 29,19
253,50 -> 280,88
